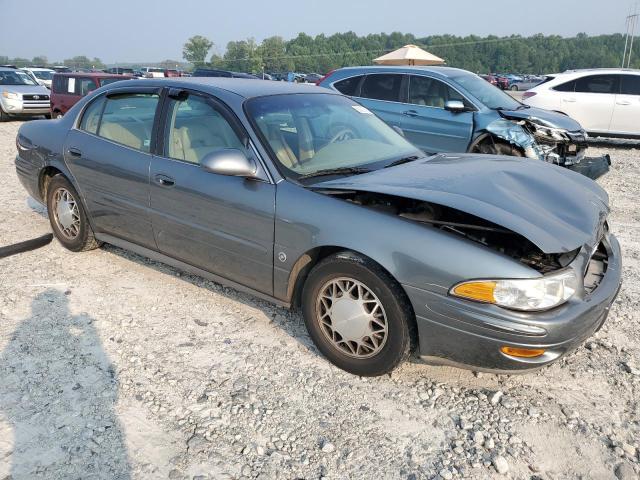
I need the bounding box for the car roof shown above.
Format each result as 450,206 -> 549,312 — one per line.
329,65 -> 472,81
550,68 -> 640,78
24,67 -> 54,71
109,77 -> 338,99
53,72 -> 134,78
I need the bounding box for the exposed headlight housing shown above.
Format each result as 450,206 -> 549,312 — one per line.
1,91 -> 20,100
450,269 -> 578,311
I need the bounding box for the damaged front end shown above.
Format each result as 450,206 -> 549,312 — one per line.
481,116 -> 610,180
320,189 -> 579,274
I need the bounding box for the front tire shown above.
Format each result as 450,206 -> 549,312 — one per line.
46,175 -> 100,252
510,85 -> 518,91
0,107 -> 9,122
302,251 -> 414,376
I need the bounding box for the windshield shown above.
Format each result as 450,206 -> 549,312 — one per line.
0,70 -> 38,86
32,70 -> 53,80
246,94 -> 423,180
449,71 -> 521,110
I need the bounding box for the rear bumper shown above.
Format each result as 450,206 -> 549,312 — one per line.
404,233 -> 622,373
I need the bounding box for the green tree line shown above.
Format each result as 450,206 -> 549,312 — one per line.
3,32 -> 636,74
0,55 -> 106,70
183,32 -> 638,74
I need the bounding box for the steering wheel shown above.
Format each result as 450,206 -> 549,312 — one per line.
329,127 -> 357,144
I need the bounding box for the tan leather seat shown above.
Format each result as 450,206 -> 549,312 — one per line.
100,121 -> 147,151
257,119 -> 298,169
170,115 -> 244,164
294,117 -> 315,163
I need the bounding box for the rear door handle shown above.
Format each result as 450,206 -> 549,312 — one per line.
68,147 -> 82,157
562,98 -> 576,103
402,110 -> 419,117
154,174 -> 175,187
616,100 -> 631,106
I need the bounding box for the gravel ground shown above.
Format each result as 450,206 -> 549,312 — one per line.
0,119 -> 639,480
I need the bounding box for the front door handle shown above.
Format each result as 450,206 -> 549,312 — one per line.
154,174 -> 175,187
402,110 -> 419,117
562,98 -> 576,103
68,147 -> 82,157
616,100 -> 631,106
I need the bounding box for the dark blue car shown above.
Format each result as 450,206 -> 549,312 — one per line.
320,66 -> 610,178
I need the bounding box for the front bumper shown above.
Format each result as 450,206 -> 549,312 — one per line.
566,154 -> 611,180
1,97 -> 50,116
404,233 -> 622,373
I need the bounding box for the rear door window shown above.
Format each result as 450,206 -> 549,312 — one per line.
98,93 -> 160,152
334,76 -> 363,96
620,75 -> 640,95
575,75 -> 619,94
360,74 -> 403,102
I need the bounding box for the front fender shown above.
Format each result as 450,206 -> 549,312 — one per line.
273,181 -> 538,302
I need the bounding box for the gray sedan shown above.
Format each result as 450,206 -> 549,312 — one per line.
15,78 -> 621,376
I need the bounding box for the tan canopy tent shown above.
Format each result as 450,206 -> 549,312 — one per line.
373,44 -> 445,66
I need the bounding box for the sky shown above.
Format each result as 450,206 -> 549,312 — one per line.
0,0 -> 635,64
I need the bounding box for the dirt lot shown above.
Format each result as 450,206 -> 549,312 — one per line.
0,119 -> 639,480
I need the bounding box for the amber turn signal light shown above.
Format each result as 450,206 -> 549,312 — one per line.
451,281 -> 496,303
500,346 -> 546,358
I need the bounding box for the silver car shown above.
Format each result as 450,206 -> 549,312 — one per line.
14,78 -> 622,376
0,67 -> 51,120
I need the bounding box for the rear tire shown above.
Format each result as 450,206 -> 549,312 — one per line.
54,111 -> 63,119
301,251 -> 414,376
46,175 -> 100,252
510,85 -> 518,91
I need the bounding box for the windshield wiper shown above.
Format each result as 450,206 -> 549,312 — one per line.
384,155 -> 422,168
298,166 -> 372,180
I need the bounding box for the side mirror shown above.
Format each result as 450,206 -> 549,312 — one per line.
444,100 -> 467,113
200,149 -> 257,177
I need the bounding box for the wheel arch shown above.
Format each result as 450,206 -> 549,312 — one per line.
286,245 -> 415,320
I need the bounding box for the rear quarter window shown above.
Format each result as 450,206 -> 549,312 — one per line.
552,79 -> 576,92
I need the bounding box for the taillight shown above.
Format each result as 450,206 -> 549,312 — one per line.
522,91 -> 537,100
316,69 -> 335,86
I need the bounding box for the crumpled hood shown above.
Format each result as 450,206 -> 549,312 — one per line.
314,154 -> 609,254
498,106 -> 583,133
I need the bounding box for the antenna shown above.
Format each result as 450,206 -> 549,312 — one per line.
623,3 -> 639,68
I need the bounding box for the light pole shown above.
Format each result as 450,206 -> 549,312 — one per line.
622,4 -> 639,68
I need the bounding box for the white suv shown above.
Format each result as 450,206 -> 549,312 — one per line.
522,68 -> 640,138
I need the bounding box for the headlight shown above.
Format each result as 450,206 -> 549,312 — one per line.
1,91 -> 20,100
450,269 -> 578,311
